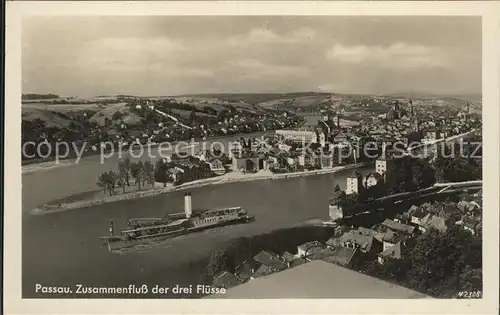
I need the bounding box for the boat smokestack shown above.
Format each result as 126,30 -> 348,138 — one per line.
184,193 -> 192,218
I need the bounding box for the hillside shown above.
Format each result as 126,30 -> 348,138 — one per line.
88,103 -> 142,126
179,92 -> 331,105
22,93 -> 60,100
22,108 -> 75,129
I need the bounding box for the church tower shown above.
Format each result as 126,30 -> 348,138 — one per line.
409,97 -> 413,117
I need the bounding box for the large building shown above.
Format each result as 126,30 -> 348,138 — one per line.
275,129 -> 316,143
232,153 -> 265,172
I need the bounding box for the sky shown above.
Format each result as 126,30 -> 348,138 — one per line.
22,16 -> 481,97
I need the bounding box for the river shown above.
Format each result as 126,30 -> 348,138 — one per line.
22,133 -> 373,298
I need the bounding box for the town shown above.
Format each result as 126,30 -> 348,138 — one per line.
200,96 -> 481,299
63,92 -> 483,299
25,91 -> 482,299
18,14 -> 490,305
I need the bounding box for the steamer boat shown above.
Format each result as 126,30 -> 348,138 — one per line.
100,193 -> 254,251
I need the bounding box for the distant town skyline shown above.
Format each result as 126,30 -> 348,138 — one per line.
22,16 -> 481,97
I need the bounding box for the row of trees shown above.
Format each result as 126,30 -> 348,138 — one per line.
434,137 -> 482,182
96,157 -> 155,195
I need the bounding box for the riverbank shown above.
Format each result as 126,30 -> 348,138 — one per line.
22,131 -> 275,174
30,162 -> 369,215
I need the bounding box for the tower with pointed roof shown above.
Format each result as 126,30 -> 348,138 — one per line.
409,97 -> 413,117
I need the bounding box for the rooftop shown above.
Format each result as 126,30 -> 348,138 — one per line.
297,240 -> 325,252
253,250 -> 287,270
378,242 -> 402,260
382,230 -> 405,244
209,260 -> 431,299
381,219 -> 415,235
321,246 -> 358,266
328,231 -> 375,253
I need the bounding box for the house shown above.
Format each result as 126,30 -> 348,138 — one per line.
234,260 -> 257,283
206,157 -> 226,175
394,212 -> 411,225
418,213 -> 453,233
232,153 -> 263,173
168,166 -> 185,183
410,208 -> 429,226
461,217 -> 481,236
320,155 -> 334,169
296,155 -> 305,166
282,251 -> 296,264
381,219 -> 415,236
327,230 -> 382,260
252,250 -> 288,272
297,241 -> 326,258
382,230 -> 405,251
425,131 -> 438,142
357,227 -> 378,237
329,200 -> 344,221
407,205 -> 419,216
470,199 -> 482,210
252,264 -> 274,278
457,200 -> 482,217
365,173 -> 382,188
321,246 -> 360,268
212,271 -> 240,289
378,242 -> 402,264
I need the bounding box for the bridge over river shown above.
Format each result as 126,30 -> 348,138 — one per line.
407,129 -> 479,159
336,180 -> 482,220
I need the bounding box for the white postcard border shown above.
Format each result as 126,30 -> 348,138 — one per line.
4,1 -> 500,314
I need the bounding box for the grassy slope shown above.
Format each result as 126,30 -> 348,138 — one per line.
20,92 -> 342,129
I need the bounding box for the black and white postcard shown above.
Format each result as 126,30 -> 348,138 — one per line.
3,1 -> 500,315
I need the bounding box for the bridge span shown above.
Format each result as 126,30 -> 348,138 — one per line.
407,129 -> 478,158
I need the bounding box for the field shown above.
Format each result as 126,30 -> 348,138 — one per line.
22,103 -> 103,111
87,103 -> 142,126
22,107 -> 76,128
170,96 -> 261,114
22,102 -> 143,127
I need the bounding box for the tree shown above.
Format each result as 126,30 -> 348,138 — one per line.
189,109 -> 197,125
130,161 -> 145,190
143,161 -> 155,186
407,131 -> 424,144
118,157 -> 131,186
106,170 -> 118,195
205,248 -> 231,279
112,111 -> 124,121
97,171 -> 118,196
116,172 -> 127,194
408,226 -> 476,293
97,172 -> 109,195
458,267 -> 482,292
154,159 -> 170,187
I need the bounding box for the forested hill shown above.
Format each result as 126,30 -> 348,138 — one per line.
22,94 -> 60,100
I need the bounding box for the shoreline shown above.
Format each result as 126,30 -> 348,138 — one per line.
30,162 -> 369,216
21,131 -> 275,175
